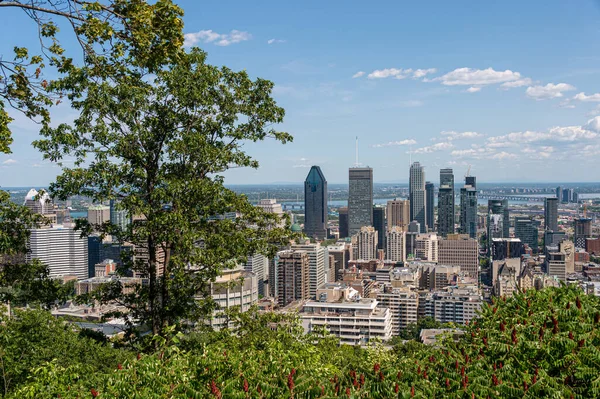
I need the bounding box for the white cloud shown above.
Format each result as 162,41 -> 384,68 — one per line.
437,67 -> 523,86
451,148 -> 486,159
398,100 -> 424,107
184,29 -> 252,47
573,92 -> 600,102
441,131 -> 483,140
413,142 -> 454,154
352,71 -> 365,79
412,68 -> 437,78
267,38 -> 286,45
2,159 -> 17,165
466,87 -> 481,93
292,164 -> 311,168
372,139 -> 417,148
525,83 -> 575,100
583,116 -> 600,133
491,151 -> 517,160
500,78 -> 533,89
586,105 -> 600,117
367,68 -> 412,79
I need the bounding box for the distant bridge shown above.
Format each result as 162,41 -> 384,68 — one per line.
475,194 -> 545,202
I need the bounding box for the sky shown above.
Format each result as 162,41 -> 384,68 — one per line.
2,0 -> 600,186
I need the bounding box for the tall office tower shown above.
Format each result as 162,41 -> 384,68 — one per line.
338,207 -> 349,238
409,162 -> 426,233
348,167 -> 373,236
487,199 -> 509,239
372,206 -> 385,251
544,197 -> 558,232
257,198 -> 284,228
438,234 -> 479,279
386,226 -> 406,262
290,241 -> 326,299
27,225 -> 88,279
574,218 -> 592,249
23,188 -> 53,215
515,217 -> 539,252
304,166 -> 328,239
276,250 -> 310,307
245,253 -> 269,296
573,192 -> 580,203
109,199 -> 130,233
386,199 -> 410,231
459,176 -> 477,239
562,188 -> 571,204
353,226 -> 378,260
87,205 -> 110,225
546,251 -> 566,281
327,243 -> 350,281
425,181 -> 435,231
438,168 -> 455,237
555,186 -> 562,199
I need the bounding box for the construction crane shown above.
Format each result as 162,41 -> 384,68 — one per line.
465,165 -> 471,178
584,202 -> 588,218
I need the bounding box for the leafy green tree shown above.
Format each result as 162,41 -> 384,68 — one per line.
0,0 -> 184,154
33,23 -> 293,337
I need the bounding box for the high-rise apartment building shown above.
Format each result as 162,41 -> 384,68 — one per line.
374,285 -> 418,334
386,199 -> 410,231
304,166 -> 328,239
438,168 -> 455,237
353,226 -> 378,260
87,204 -> 110,226
424,286 -> 483,325
425,181 -> 435,232
257,198 -> 284,228
555,186 -> 562,199
386,226 -> 406,262
415,233 -> 439,262
544,197 -> 558,232
245,253 -> 269,296
348,167 -> 373,236
208,267 -> 258,330
327,243 -> 350,281
338,207 -> 349,238
459,176 -> 477,239
514,217 -> 539,252
437,234 -> 479,279
27,225 -> 88,279
290,241 -> 327,299
409,162 -> 426,233
276,250 -> 310,307
372,206 -> 385,251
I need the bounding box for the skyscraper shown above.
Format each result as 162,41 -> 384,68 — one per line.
438,168 -> 455,237
459,176 -> 477,239
353,226 -> 378,260
487,199 -> 510,240
544,197 -> 558,232
348,167 -> 373,236
574,218 -> 592,248
555,186 -> 562,199
276,250 -> 310,307
110,199 -> 130,233
290,241 -> 326,299
338,207 -> 349,238
304,166 -> 328,239
425,181 -> 435,232
409,162 -> 426,233
386,226 -> 406,262
515,217 -> 538,253
28,225 -> 88,279
87,204 -> 110,226
372,206 -> 385,251
386,199 -> 410,231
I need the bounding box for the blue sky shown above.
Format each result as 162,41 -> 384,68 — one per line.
2,0 -> 600,186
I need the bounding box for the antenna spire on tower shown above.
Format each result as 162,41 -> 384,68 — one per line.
355,136 -> 359,167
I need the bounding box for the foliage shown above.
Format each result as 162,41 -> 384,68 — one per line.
396,316 -> 449,341
0,308 -> 129,396
8,286 -> 600,398
0,0 -> 185,154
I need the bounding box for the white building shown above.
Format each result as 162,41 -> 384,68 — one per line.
27,225 -> 88,279
300,283 -> 392,345
291,240 -> 327,299
256,199 -> 285,228
424,286 -> 483,325
386,226 -> 406,262
373,284 -> 418,334
207,267 -> 259,331
245,253 -> 268,296
87,205 -> 110,225
415,233 -> 438,262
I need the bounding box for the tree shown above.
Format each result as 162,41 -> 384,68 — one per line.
0,0 -> 184,154
34,28 -> 293,337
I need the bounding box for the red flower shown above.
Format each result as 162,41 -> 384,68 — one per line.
446,378 -> 450,388
360,374 -> 365,386
395,383 -> 399,393
137,353 -> 141,360
287,373 -> 295,391
210,381 -> 221,398
578,339 -> 585,348
523,380 -> 528,391
90,388 -> 99,398
379,371 -> 385,381
411,386 -> 415,397
569,331 -> 574,340
374,363 -> 380,373
346,387 -> 351,397
117,363 -> 123,370
492,374 -> 499,386
576,297 -> 582,309
243,379 -> 249,393
397,371 -> 402,380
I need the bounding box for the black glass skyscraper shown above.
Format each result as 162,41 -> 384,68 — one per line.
348,167 -> 373,236
425,181 -> 435,232
409,162 -> 426,233
372,206 -> 385,251
438,168 -> 455,237
304,166 -> 328,239
459,175 -> 477,239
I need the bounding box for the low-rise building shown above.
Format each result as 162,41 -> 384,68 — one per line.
372,284 -> 418,334
300,283 -> 393,345
424,286 -> 483,325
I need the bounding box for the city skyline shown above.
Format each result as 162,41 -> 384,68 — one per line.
3,1 -> 600,186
